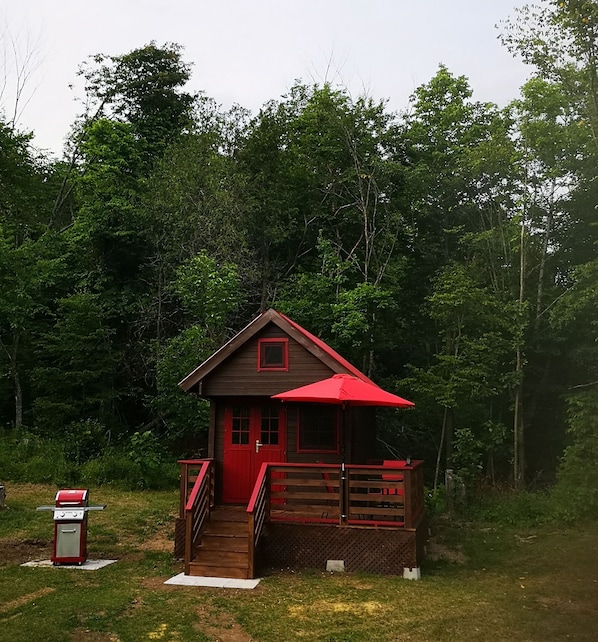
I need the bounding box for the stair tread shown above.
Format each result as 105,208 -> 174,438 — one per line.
200,539 -> 249,552
205,522 -> 247,529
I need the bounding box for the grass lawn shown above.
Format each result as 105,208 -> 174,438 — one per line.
1,484 -> 597,641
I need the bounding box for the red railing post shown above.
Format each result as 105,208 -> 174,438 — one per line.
247,462 -> 271,579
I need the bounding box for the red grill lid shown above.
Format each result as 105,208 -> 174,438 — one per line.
55,489 -> 88,506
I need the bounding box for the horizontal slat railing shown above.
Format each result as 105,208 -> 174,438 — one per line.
182,459 -> 214,574
255,461 -> 424,529
268,464 -> 342,524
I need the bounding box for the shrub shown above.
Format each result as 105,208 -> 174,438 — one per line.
469,489 -> 553,527
0,428 -> 178,490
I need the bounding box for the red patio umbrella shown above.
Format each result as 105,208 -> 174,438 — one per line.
272,374 -> 414,515
272,373 -> 414,407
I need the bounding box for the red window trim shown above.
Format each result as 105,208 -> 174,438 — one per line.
257,338 -> 289,372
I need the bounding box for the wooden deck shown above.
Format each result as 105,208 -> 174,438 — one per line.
176,460 -> 427,579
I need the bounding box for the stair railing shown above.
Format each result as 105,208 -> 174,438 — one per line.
183,459 -> 214,575
246,462 -> 270,579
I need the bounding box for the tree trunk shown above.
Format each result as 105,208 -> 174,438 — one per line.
513,363 -> 525,489
444,407 -> 455,511
514,210 -> 526,488
14,368 -> 23,429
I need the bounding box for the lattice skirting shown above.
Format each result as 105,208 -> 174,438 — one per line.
259,517 -> 427,576
174,517 -> 186,560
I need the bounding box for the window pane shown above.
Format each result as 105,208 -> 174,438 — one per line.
299,405 -> 337,451
231,406 -> 250,445
263,344 -> 283,366
260,406 -> 279,445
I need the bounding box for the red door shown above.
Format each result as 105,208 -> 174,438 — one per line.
222,403 -> 286,503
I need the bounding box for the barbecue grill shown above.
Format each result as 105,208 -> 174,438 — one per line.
37,489 -> 106,564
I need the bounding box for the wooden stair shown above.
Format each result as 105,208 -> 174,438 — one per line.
187,505 -> 251,579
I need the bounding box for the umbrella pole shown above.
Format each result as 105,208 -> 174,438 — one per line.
341,462 -> 347,521
340,403 -> 347,521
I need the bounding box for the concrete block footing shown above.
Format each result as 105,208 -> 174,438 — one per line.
326,560 -> 346,572
403,566 -> 421,580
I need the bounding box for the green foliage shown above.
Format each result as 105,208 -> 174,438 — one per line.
80,447 -> 178,490
551,391 -> 598,521
469,489 -> 554,528
0,429 -> 177,489
0,430 -> 77,485
79,41 -> 196,163
31,292 -> 119,433
153,326 -> 211,443
1,23 -> 598,495
173,251 -> 241,330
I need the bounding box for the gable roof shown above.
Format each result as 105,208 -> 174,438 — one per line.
178,308 -> 374,393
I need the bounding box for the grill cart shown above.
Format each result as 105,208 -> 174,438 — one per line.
37,489 -> 106,565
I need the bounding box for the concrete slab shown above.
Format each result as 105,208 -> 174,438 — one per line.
21,559 -> 117,570
164,573 -> 261,589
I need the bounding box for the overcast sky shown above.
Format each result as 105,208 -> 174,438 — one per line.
1,0 -> 532,157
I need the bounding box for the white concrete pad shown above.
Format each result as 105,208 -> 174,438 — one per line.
21,559 -> 117,570
164,573 -> 261,589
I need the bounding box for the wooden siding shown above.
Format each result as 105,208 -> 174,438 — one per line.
214,403 -> 226,502
200,325 -> 337,397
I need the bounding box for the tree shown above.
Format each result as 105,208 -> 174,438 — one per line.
241,83 -> 410,375
31,292 -> 118,433
501,0 -> 598,489
0,119 -> 59,428
77,42 -> 197,165
153,252 -> 243,443
404,263 -> 515,493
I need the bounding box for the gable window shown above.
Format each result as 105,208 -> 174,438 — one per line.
298,405 -> 339,452
257,338 -> 288,371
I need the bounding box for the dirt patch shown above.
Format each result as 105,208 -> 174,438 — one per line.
0,537 -> 51,565
426,538 -> 467,564
139,530 -> 174,553
289,599 -> 384,618
195,603 -> 253,642
537,596 -> 598,616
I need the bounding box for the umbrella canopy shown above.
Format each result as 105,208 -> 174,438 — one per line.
272,373 -> 414,408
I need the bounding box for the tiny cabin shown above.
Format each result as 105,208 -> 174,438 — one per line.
175,309 -> 427,579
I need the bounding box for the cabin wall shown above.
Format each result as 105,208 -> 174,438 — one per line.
211,399 -> 377,472
201,326 -> 335,397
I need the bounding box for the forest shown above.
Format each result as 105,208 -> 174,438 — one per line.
0,0 -> 596,516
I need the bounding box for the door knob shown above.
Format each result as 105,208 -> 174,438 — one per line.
255,440 -> 263,453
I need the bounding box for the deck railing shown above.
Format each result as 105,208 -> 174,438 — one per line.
254,461 -> 425,529
179,459 -> 214,574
